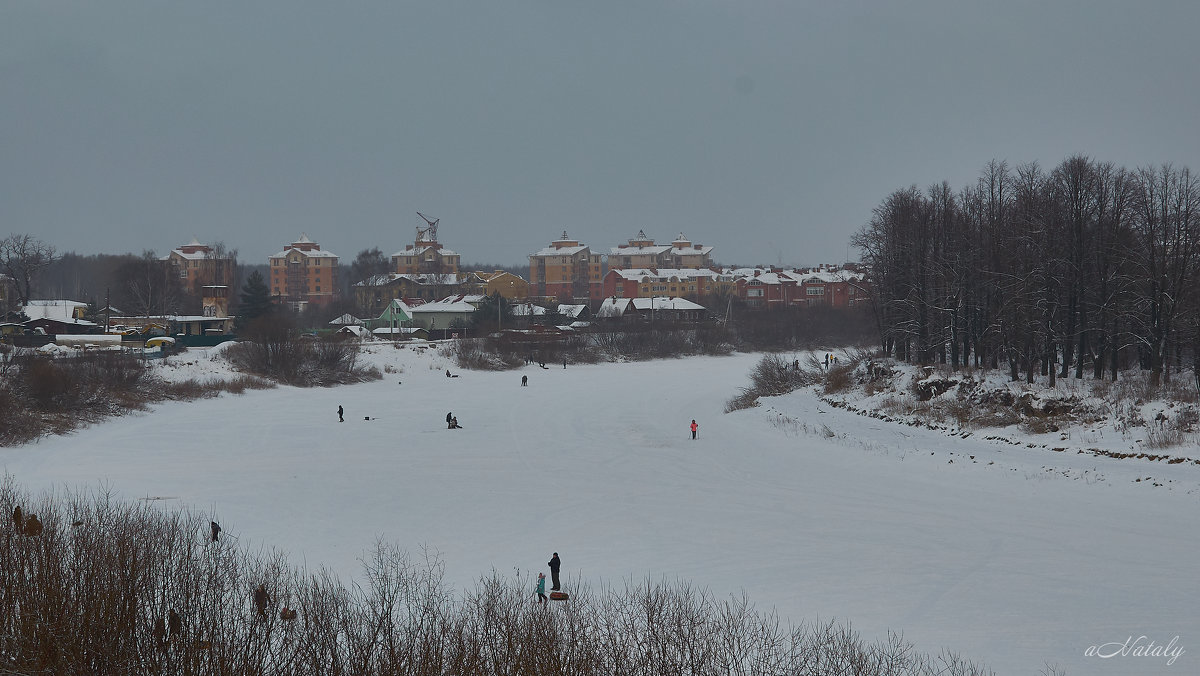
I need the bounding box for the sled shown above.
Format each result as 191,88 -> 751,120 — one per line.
549,591 -> 569,601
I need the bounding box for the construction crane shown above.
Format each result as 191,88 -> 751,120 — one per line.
415,212 -> 439,243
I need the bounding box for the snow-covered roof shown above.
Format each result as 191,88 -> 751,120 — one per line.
595,298 -> 631,318
372,327 -> 426,336
611,268 -> 722,282
440,294 -> 487,306
354,273 -> 460,287
668,244 -> 714,256
391,245 -> 459,258
23,300 -> 89,323
337,325 -> 372,338
328,313 -> 364,326
408,299 -> 476,314
511,303 -> 547,317
609,244 -> 671,256
532,244 -> 588,257
629,297 -> 706,311
271,247 -> 338,259
557,304 -> 587,318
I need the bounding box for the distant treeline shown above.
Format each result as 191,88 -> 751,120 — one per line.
854,156 -> 1199,388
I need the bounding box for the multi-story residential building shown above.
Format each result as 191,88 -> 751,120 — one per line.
268,233 -> 339,312
664,233 -> 714,269
529,232 -> 603,302
608,231 -> 714,270
353,273 -> 460,315
392,223 -> 461,276
602,268 -> 728,300
162,239 -> 236,315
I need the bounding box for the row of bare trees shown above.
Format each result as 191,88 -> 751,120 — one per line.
854,156 -> 1200,388
0,478 -> 992,675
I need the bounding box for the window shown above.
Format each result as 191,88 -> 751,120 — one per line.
747,288 -> 764,297
806,286 -> 825,295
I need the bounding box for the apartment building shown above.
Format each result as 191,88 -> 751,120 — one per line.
268,233 -> 339,312
162,239 -> 236,313
608,231 -> 714,270
528,232 -> 603,302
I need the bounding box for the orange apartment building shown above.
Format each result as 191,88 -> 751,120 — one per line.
529,232 -> 603,302
268,233 -> 340,312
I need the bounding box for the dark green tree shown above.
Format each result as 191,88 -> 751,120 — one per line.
236,270 -> 274,329
470,292 -> 514,332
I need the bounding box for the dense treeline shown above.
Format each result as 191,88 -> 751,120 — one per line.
0,478 -> 992,675
854,156 -> 1200,389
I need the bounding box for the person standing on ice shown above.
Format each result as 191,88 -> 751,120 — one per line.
548,552 -> 561,590
536,573 -> 548,604
690,419 -> 698,440
338,405 -> 344,422
446,411 -> 453,428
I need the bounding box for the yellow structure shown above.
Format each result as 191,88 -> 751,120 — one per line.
461,271 -> 530,300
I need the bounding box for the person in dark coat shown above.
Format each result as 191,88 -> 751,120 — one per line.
338,405 -> 344,422
446,411 -> 453,428
253,584 -> 270,619
210,521 -> 221,542
521,375 -> 528,387
548,552 -> 561,591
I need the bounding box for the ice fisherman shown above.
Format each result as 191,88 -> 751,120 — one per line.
548,552 -> 561,591
338,405 -> 344,422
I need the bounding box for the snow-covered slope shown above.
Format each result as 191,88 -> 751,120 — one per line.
2,343 -> 1195,674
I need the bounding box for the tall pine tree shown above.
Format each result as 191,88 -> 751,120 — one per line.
237,271 -> 274,328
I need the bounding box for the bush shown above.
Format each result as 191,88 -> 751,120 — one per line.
0,477 -> 993,676
224,319 -> 381,386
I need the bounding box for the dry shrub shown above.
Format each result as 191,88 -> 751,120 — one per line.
824,364 -> 853,394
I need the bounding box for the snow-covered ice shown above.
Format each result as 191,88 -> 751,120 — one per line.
2,343 -> 1196,674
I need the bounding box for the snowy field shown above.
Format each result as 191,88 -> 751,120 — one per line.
3,342 -> 1197,674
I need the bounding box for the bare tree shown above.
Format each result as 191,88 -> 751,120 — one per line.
0,233 -> 58,304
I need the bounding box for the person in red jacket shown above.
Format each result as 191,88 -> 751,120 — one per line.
690,419 -> 698,440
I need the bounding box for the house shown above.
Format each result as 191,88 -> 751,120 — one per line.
268,233 -> 340,312
366,299 -> 413,332
353,273 -> 461,315
406,297 -> 477,333
595,296 -> 707,323
556,304 -> 590,321
529,231 -> 604,302
22,300 -> 98,335
460,270 -> 530,299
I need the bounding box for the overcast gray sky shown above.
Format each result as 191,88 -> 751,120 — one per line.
4,1 -> 1199,268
